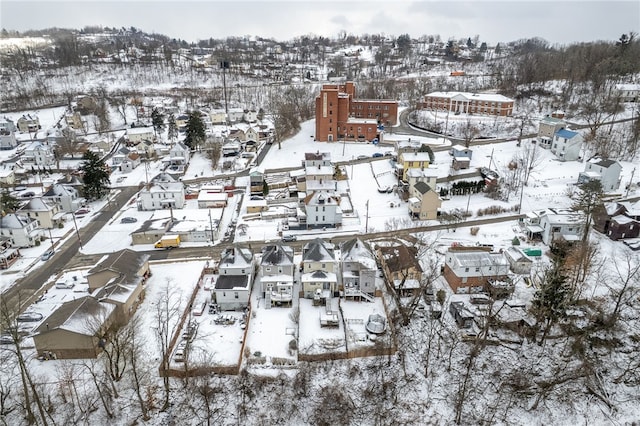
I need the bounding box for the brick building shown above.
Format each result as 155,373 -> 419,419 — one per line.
314,82 -> 398,142
421,91 -> 514,116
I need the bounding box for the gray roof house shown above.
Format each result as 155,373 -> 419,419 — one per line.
340,238 -> 377,299
0,213 -> 42,247
578,158 -> 622,192
214,245 -> 254,311
260,243 -> 295,306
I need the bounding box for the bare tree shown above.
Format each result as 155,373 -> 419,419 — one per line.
202,138 -> 222,170
154,278 -> 182,411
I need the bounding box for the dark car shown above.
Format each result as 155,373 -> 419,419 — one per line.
20,191 -> 35,198
372,152 -> 384,158
74,208 -> 90,216
120,217 -> 138,223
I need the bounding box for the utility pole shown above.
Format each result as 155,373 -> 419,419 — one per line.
365,199 -> 369,233
221,60 -> 230,122
625,167 -> 636,198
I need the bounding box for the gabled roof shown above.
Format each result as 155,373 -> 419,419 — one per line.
0,213 -> 36,229
215,274 -> 250,290
593,158 -> 619,168
377,244 -> 422,273
219,246 -> 253,269
35,296 -> 115,336
20,197 -> 56,212
261,243 -> 294,266
340,238 -> 376,269
43,183 -> 78,197
151,172 -> 177,183
87,249 -> 149,283
303,238 -> 334,262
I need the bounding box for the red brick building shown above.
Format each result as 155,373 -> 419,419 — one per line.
421,91 -> 514,117
315,82 -> 398,142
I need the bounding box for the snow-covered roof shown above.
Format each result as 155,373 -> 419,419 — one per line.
261,244 -> 294,266
447,250 -> 508,268
555,128 -> 578,139
35,296 -> 115,336
340,238 -> 376,269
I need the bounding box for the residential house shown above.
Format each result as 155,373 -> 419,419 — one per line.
376,244 -> 423,297
244,109 -> 258,123
449,301 -> 474,328
399,151 -> 431,181
615,83 -> 640,102
551,128 -> 583,161
87,249 -> 151,325
408,181 -> 442,220
140,140 -> 156,159
137,173 -> 186,210
21,141 -> 55,167
168,142 -> 191,167
537,116 -> 566,149
443,248 -> 511,296
33,296 -> 116,359
228,107 -> 245,123
41,183 -> 84,213
503,247 -> 534,274
450,144 -> 472,170
210,109 -> 227,125
301,238 -> 338,299
65,111 -> 84,129
126,127 -> 153,145
606,215 -> 640,240
0,128 -> 18,150
578,158 -> 622,192
119,152 -> 142,173
302,190 -> 342,228
0,117 -> 17,133
214,246 -> 254,310
19,197 -> 63,229
260,243 -> 295,306
538,208 -> 583,246
406,168 -> 439,195
0,213 -> 42,247
340,238 -> 377,299
249,167 -> 265,195
304,151 -> 332,167
0,238 -> 20,269
17,114 -> 40,132
0,167 -> 16,186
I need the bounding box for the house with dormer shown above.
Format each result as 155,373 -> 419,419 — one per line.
0,213 -> 42,247
214,246 -> 254,311
19,197 -> 63,229
578,158 -> 622,192
260,243 -> 295,307
137,173 -> 185,211
340,238 -> 377,299
301,238 -> 338,299
42,183 -> 84,213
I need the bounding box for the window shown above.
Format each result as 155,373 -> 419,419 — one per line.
465,267 -> 469,272
234,292 -> 239,299
322,263 -> 326,268
475,267 -> 480,272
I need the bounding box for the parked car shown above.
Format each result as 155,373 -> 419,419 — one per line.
120,217 -> 137,223
357,155 -> 368,160
14,185 -> 27,191
0,334 -> 12,345
41,249 -> 54,261
282,235 -> 297,242
250,196 -> 264,201
16,312 -> 43,322
372,152 -> 384,158
55,280 -> 75,289
20,191 -> 35,198
74,208 -> 90,216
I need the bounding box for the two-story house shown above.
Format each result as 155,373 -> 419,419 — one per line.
551,128 -> 583,161
165,142 -> 191,174
41,183 -> 84,213
302,191 -> 342,228
301,238 -> 338,299
137,173 -> 185,211
443,248 -> 511,296
126,127 -> 153,145
17,114 -> 40,132
214,246 -> 254,311
539,208 -> 584,246
340,238 -> 377,300
398,151 -> 431,181
19,197 -> 63,229
408,181 -> 442,220
260,243 -> 295,307
537,116 -> 566,149
0,213 -> 42,247
578,158 -> 622,192
376,244 -> 424,297
0,128 -> 18,150
450,144 -> 472,170
21,141 -> 55,167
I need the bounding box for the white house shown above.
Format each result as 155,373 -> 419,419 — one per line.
407,168 -> 439,199
41,184 -> 84,213
17,114 -> 40,133
243,109 -> 258,123
615,83 -> 640,102
137,173 -> 185,211
19,197 -> 63,229
227,107 -> 245,123
164,142 -> 191,173
126,127 -> 153,145
303,190 -> 342,228
214,246 -> 254,311
21,142 -> 55,167
0,129 -> 17,150
504,247 -> 534,275
340,238 -> 377,298
260,243 -> 295,306
551,128 -> 583,161
578,158 -> 622,192
538,208 -> 584,245
0,213 -> 42,247
304,151 -> 332,167
0,117 -> 17,133
210,109 -> 226,125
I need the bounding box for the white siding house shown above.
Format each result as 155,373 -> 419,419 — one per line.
578,158 -> 622,192
551,128 -> 583,161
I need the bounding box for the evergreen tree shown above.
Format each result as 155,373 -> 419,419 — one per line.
167,113 -> 178,143
184,110 -> 205,150
151,108 -> 165,137
571,179 -> 604,243
80,151 -> 111,200
530,258 -> 570,344
0,190 -> 20,214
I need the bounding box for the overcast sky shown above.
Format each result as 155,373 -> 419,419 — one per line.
1,1 -> 638,45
